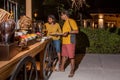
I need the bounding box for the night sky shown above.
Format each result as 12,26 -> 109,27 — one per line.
86,0 -> 120,8
0,0 -> 120,19
0,0 -> 120,8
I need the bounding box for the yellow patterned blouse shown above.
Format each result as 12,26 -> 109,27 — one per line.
45,23 -> 62,40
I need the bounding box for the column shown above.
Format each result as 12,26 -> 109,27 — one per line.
26,0 -> 32,19
83,20 -> 87,28
98,14 -> 104,28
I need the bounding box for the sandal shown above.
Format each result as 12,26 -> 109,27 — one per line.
59,68 -> 65,72
53,66 -> 60,72
68,70 -> 74,77
59,69 -> 65,72
59,65 -> 65,72
54,68 -> 59,71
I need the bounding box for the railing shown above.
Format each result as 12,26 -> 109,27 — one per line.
4,0 -> 18,22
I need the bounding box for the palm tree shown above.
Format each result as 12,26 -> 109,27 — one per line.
71,0 -> 88,26
55,0 -> 88,26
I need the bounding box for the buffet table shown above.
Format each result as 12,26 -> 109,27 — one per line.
0,38 -> 51,80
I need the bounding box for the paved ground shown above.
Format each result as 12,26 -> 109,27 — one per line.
49,54 -> 120,80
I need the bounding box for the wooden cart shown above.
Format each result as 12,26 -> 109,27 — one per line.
0,38 -> 57,80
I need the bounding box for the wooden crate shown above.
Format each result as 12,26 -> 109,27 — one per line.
0,42 -> 21,61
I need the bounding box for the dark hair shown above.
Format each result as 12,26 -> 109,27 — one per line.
48,14 -> 56,24
61,10 -> 70,17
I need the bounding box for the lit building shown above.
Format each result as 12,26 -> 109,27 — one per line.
90,13 -> 120,28
83,8 -> 120,28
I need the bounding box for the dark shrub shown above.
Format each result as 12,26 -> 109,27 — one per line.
75,31 -> 90,54
117,28 -> 120,35
108,27 -> 117,33
76,28 -> 120,54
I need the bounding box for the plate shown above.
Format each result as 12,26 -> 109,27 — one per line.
49,33 -> 63,36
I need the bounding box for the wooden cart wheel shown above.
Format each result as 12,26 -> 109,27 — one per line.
43,41 -> 57,80
10,56 -> 38,80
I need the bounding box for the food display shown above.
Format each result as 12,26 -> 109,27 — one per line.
19,33 -> 37,41
0,9 -> 44,60
16,33 -> 36,48
15,30 -> 43,48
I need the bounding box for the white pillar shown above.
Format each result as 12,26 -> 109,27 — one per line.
92,21 -> 95,28
26,0 -> 32,19
98,14 -> 104,28
83,20 -> 87,28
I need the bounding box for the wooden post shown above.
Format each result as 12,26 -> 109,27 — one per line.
26,0 -> 32,19
39,50 -> 45,79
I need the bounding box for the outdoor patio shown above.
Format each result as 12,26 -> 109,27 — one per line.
49,54 -> 120,80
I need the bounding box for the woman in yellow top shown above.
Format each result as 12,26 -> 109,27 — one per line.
60,10 -> 79,77
44,15 -> 62,71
